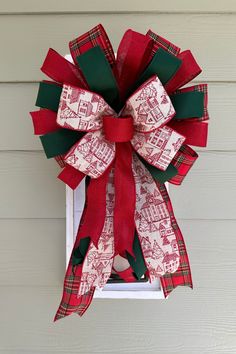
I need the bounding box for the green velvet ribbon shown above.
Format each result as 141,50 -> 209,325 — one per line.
136,48 -> 182,87
36,81 -> 62,111
127,234 -> 147,279
40,129 -> 84,158
72,237 -> 91,266
76,46 -> 119,108
171,91 -> 204,119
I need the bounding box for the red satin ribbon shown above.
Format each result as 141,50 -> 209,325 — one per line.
30,109 -> 59,135
114,142 -> 136,256
41,48 -> 87,88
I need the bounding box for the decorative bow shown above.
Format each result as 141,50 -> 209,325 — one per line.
30,24 -> 209,320
56,75 -> 184,257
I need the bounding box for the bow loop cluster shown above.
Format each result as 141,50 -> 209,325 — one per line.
57,75 -> 184,178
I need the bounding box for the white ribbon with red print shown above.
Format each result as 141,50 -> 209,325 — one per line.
57,75 -> 185,178
132,154 -> 180,280
78,170 -> 115,296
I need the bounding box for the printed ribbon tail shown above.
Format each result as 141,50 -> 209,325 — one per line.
78,169 -> 115,296
132,154 -> 180,280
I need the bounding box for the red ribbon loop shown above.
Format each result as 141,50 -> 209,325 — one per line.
103,116 -> 134,142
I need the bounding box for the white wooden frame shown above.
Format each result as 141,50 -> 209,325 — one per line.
66,181 -> 165,299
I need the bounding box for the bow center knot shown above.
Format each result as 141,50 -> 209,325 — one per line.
103,115 -> 134,142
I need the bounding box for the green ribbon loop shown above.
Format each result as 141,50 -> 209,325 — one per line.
77,46 -> 119,108
146,163 -> 178,184
72,237 -> 91,266
36,81 -> 62,112
126,234 -> 147,279
140,157 -> 178,183
40,129 -> 84,158
171,91 -> 204,119
137,48 -> 182,87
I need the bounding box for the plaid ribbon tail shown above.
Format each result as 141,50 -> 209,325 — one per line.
54,200 -> 96,321
54,284 -> 95,321
158,183 -> 193,296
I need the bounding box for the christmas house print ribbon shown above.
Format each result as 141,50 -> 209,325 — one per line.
30,24 -> 209,320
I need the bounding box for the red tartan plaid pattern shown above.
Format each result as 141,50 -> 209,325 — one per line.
54,268 -> 95,321
158,182 -> 193,296
174,84 -> 209,122
147,30 -> 180,57
54,155 -> 66,168
54,197 -> 95,321
169,145 -> 198,185
69,24 -> 115,67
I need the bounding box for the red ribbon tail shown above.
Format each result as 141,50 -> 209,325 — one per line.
114,143 -> 136,256
79,168 -> 111,248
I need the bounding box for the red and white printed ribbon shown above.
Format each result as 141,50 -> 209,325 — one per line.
56,75 -> 185,178
132,154 -> 180,280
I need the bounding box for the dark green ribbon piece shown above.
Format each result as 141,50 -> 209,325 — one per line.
36,81 -> 62,112
72,237 -> 90,266
140,157 -> 178,183
77,46 -> 119,108
127,234 -> 147,279
40,129 -> 84,158
145,163 -> 178,184
137,47 -> 182,87
171,91 -> 204,119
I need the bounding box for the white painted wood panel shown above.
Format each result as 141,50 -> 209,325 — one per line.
0,219 -> 66,286
0,286 -> 235,353
0,219 -> 234,289
1,0 -> 236,13
1,14 -> 236,82
0,82 -> 233,151
0,151 -> 65,218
